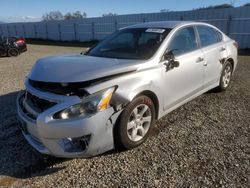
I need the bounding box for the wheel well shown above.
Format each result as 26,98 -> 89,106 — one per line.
226,58 -> 234,70
136,90 -> 159,120
112,90 -> 160,149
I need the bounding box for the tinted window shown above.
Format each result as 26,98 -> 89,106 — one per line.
87,28 -> 171,60
168,27 -> 198,56
197,26 -> 220,47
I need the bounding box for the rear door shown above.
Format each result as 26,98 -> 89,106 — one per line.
162,26 -> 205,111
196,25 -> 226,88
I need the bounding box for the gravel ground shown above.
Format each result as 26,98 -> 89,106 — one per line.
0,44 -> 249,187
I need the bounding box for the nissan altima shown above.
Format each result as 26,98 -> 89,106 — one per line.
17,21 -> 238,158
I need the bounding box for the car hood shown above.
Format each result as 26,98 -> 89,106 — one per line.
29,54 -> 144,83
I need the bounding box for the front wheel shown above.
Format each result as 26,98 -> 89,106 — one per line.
115,95 -> 155,149
216,61 -> 233,91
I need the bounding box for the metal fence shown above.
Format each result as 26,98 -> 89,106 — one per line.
1,6 -> 250,48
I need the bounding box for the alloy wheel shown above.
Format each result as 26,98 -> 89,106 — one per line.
126,104 -> 152,142
222,65 -> 232,88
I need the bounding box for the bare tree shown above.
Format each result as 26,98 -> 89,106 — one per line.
195,4 -> 234,10
42,11 -> 64,21
43,11 -> 87,21
64,11 -> 87,20
102,12 -> 118,17
243,3 -> 250,6
160,9 -> 171,13
72,11 -> 86,19
229,0 -> 236,6
64,12 -> 73,20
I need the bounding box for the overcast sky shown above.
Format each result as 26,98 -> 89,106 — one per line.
0,0 -> 249,23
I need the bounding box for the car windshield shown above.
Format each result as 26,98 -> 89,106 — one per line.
86,28 -> 171,60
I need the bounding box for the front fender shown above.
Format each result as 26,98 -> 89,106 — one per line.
84,66 -> 164,118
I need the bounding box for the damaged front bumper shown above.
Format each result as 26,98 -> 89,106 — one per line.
16,81 -> 121,158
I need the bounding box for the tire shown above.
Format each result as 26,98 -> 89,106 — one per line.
7,48 -> 19,57
115,95 -> 156,149
216,61 -> 233,92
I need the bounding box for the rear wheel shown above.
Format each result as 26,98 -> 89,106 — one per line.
8,48 -> 19,57
115,95 -> 155,149
216,61 -> 233,91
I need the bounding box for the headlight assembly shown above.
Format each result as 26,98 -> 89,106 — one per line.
54,87 -> 116,119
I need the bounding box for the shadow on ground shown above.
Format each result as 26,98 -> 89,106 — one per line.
0,91 -> 68,180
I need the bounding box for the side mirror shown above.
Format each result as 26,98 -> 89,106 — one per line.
163,50 -> 174,61
162,50 -> 179,71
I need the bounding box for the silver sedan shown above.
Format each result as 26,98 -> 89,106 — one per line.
17,21 -> 238,158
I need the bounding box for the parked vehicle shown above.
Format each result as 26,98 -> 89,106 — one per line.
17,21 -> 238,158
0,35 -> 27,57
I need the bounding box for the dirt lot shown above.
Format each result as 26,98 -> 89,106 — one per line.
0,44 -> 249,187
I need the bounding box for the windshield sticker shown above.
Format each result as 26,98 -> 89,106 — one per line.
146,28 -> 166,33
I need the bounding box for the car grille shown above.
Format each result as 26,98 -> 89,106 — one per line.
20,91 -> 57,120
29,79 -> 89,97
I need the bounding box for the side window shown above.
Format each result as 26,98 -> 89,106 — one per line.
197,26 -> 220,47
168,27 -> 198,56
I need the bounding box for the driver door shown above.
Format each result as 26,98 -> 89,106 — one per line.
162,26 -> 205,111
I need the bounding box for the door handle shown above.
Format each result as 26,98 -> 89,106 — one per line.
196,57 -> 204,63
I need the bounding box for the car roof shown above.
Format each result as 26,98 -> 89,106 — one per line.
125,21 -> 204,29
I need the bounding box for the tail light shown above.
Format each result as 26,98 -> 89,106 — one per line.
233,41 -> 238,49
16,38 -> 25,45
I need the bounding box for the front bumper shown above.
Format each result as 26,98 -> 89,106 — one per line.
17,82 -> 121,158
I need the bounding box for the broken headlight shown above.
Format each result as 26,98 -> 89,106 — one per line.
54,87 -> 116,119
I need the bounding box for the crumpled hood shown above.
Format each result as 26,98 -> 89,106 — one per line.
29,54 -> 144,83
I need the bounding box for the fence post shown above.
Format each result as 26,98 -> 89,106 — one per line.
7,25 -> 10,37
0,26 -> 3,35
91,22 -> 95,40
226,15 -> 232,36
58,23 -> 62,40
14,25 -> 17,35
114,20 -> 118,31
34,24 -> 37,38
45,23 -> 48,39
73,23 -> 77,41
23,24 -> 26,38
